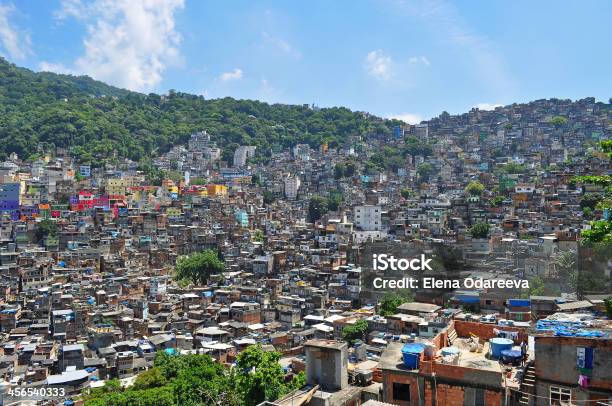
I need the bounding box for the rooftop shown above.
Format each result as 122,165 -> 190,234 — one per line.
304,339 -> 347,351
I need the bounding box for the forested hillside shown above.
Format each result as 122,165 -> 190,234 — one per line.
0,58 -> 398,164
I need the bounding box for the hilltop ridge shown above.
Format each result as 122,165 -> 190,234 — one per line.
0,58 -> 608,165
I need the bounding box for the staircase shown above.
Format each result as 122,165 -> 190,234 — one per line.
448,327 -> 458,345
518,362 -> 536,405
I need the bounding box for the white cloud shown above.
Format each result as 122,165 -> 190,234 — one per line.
218,68 -> 243,82
387,113 -> 423,124
408,55 -> 430,66
39,61 -> 77,75
54,0 -> 87,20
261,31 -> 301,59
392,0 -> 516,97
0,3 -> 31,60
260,78 -> 276,97
44,0 -> 185,92
365,49 -> 393,80
475,103 -> 502,111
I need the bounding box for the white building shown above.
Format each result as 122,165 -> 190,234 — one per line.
292,144 -> 311,161
353,230 -> 387,244
150,277 -> 167,298
233,146 -> 257,167
188,131 -> 211,151
205,147 -> 222,162
284,176 -> 301,200
354,205 -> 381,231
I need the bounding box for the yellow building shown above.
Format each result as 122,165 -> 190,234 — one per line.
206,184 -> 228,197
232,176 -> 252,185
162,179 -> 179,195
107,176 -> 143,196
166,207 -> 182,217
106,179 -> 128,195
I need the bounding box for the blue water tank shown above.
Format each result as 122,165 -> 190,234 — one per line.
489,338 -> 513,359
441,346 -> 460,357
401,343 -> 425,369
500,349 -> 522,365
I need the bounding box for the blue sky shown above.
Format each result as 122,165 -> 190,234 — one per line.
0,0 -> 610,122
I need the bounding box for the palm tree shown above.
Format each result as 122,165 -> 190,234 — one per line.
553,250 -> 576,283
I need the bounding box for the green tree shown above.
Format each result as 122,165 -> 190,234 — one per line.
501,162 -> 525,174
85,386 -> 175,406
550,116 -> 568,127
575,142 -> 612,273
580,193 -> 602,210
190,177 -> 208,185
553,250 -> 576,280
132,367 -> 166,390
0,58 -> 399,162
569,270 -> 610,294
417,162 -> 434,181
345,161 -> 357,177
602,140 -> 612,160
403,136 -> 433,157
252,229 -> 264,243
604,297 -> 612,319
581,220 -> 612,247
529,276 -> 546,296
85,330 -> 306,406
235,345 -> 305,406
469,222 -> 490,239
571,175 -> 612,188
379,292 -> 413,317
326,191 -> 343,211
88,378 -> 121,398
308,196 -> 328,222
36,218 -> 58,242
175,250 -> 224,285
490,196 -> 505,207
465,181 -> 485,196
400,188 -> 412,199
153,351 -> 240,406
263,190 -> 275,205
341,319 -> 368,346
334,163 -> 346,179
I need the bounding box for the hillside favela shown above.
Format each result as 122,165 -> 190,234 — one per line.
0,2 -> 611,406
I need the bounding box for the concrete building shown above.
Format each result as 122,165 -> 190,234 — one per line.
188,130 -> 211,151
354,205 -> 382,231
284,176 -> 301,200
414,124 -> 429,141
529,333 -> 612,406
304,339 -> 348,391
233,146 -> 256,167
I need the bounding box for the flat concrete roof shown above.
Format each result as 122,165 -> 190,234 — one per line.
556,300 -> 594,311
397,302 -> 441,313
304,339 -> 347,350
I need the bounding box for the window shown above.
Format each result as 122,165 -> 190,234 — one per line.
463,388 -> 485,406
550,386 -> 571,405
393,382 -> 410,401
